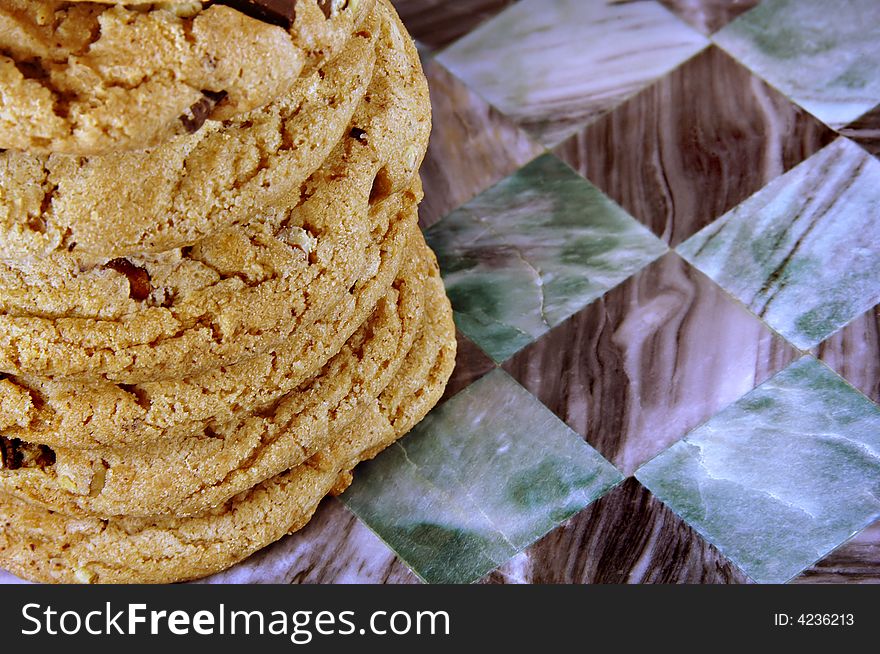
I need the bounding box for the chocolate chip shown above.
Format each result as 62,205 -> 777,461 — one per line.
317,0 -> 334,18
32,445 -> 55,469
217,0 -> 298,29
13,59 -> 48,81
0,436 -> 55,471
104,258 -> 152,301
349,127 -> 368,143
27,215 -> 47,233
0,436 -> 19,470
180,90 -> 228,134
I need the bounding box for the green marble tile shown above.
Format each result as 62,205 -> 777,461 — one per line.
678,138 -> 880,350
437,0 -> 707,146
425,154 -> 667,363
714,0 -> 880,128
342,369 -> 623,584
637,357 -> 880,584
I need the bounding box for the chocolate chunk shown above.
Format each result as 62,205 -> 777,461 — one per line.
30,444 -> 56,469
104,258 -> 152,301
203,90 -> 228,103
0,436 -> 54,470
217,1 -> 298,29
180,90 -> 228,134
14,59 -> 48,81
349,127 -> 368,143
0,436 -> 19,470
317,0 -> 334,18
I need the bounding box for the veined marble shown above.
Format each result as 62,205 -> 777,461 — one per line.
555,46 -> 835,247
795,519 -> 880,584
484,478 -> 752,584
437,0 -> 708,146
637,357 -> 880,583
418,57 -> 543,229
393,0 -> 517,51
817,303 -> 880,404
504,253 -> 799,475
341,369 -> 622,584
441,330 -> 497,402
714,0 -> 880,128
678,138 -> 880,350
659,0 -> 759,34
426,154 -> 667,363
840,104 -> 880,160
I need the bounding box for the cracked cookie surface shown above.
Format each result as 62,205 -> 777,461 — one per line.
0,231 -> 436,518
0,8 -> 380,263
0,198 -> 419,451
0,1 -> 430,383
0,0 -> 375,154
0,243 -> 456,584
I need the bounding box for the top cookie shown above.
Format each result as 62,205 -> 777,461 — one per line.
0,0 -> 374,154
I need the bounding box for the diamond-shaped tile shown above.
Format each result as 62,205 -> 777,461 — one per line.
341,369 -> 623,584
504,252 -> 800,475
555,46 -> 835,246
637,356 -> 880,584
392,0 -> 518,51
793,519 -> 880,584
425,154 -> 667,363
678,138 -> 880,350
840,104 -> 880,160
816,303 -> 879,405
437,0 -> 708,146
195,499 -> 419,584
659,0 -> 760,35
483,478 -> 752,583
714,0 -> 880,128
418,57 -> 543,229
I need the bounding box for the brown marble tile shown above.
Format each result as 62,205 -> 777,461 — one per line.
482,478 -> 752,583
503,252 -> 800,475
554,45 -> 836,246
793,520 -> 880,584
658,0 -> 759,34
440,329 -> 497,403
418,57 -> 544,229
392,0 -> 517,51
195,498 -> 419,584
816,304 -> 880,404
839,104 -> 880,160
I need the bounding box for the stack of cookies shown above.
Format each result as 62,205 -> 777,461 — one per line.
0,0 -> 455,583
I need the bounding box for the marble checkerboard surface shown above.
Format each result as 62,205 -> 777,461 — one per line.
4,0 -> 879,585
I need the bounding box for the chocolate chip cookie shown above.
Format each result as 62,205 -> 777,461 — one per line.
0,221 -> 436,519
0,9 -> 379,263
0,194 -> 419,451
0,2 -> 430,384
0,244 -> 455,584
0,0 -> 376,154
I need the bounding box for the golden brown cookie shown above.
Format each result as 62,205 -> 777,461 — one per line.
0,199 -> 418,451
0,0 -> 375,154
0,232 -> 436,518
0,10 -> 379,263
0,246 -> 456,584
0,2 -> 430,384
